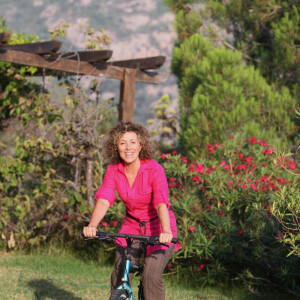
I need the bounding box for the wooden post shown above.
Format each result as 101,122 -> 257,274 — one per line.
119,68 -> 137,121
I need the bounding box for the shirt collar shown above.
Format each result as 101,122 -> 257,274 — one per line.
117,159 -> 151,174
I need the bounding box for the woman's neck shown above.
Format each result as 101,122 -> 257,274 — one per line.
124,159 -> 141,175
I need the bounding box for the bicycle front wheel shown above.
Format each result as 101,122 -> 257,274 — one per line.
109,289 -> 130,300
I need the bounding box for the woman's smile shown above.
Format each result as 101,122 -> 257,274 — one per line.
117,131 -> 141,165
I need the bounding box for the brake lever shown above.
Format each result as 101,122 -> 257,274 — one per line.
146,239 -> 169,248
148,236 -> 170,248
82,237 -> 96,241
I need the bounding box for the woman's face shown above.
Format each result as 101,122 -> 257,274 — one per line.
117,131 -> 142,165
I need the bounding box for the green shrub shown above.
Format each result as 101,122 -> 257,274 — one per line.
171,34 -> 298,159
160,134 -> 300,295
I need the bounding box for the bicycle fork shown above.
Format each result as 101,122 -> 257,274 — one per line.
116,258 -> 133,300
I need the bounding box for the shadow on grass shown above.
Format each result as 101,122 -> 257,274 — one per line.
28,279 -> 82,300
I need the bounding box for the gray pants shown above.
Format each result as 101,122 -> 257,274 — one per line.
111,242 -> 175,300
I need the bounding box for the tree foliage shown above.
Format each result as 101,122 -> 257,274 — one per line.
166,0 -> 299,159
204,0 -> 300,89
0,21 -> 117,249
172,34 -> 297,158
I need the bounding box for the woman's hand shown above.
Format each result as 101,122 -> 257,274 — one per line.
83,199 -> 110,238
156,203 -> 173,243
159,232 -> 173,244
83,226 -> 97,238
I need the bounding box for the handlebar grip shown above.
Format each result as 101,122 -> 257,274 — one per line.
154,236 -> 177,244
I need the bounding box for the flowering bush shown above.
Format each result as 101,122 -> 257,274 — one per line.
160,134 -> 300,294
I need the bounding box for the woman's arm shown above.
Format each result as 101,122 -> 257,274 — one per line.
83,198 -> 110,237
156,203 -> 173,243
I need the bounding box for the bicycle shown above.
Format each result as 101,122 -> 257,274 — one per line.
83,231 -> 177,300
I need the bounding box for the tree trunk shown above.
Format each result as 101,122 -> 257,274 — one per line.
74,158 -> 81,190
85,147 -> 95,208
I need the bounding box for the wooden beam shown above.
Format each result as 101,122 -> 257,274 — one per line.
106,56 -> 166,70
0,48 -> 169,84
0,40 -> 62,54
47,49 -> 112,62
0,32 -> 11,44
119,68 -> 137,121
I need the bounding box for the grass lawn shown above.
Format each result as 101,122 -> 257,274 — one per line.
0,250 -> 287,300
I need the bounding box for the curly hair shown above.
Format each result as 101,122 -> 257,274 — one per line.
103,121 -> 154,164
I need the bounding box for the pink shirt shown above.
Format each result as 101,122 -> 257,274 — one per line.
95,159 -> 180,255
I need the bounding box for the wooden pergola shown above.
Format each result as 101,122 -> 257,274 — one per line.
0,32 -> 169,121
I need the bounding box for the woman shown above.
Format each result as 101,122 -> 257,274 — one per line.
83,121 -> 179,300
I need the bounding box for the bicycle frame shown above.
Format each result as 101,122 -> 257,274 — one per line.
116,257 -> 134,299
115,236 -> 136,300
83,231 -> 177,300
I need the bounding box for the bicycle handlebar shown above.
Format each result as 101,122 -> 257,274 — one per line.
82,231 -> 177,245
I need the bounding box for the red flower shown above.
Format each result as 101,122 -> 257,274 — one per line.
237,230 -> 243,236
247,177 -> 251,183
188,226 -> 195,231
220,159 -> 226,165
112,221 -> 118,227
196,163 -> 205,173
257,140 -> 269,147
206,143 -> 215,153
218,210 -> 222,215
63,215 -> 69,221
246,156 -> 252,164
215,143 -> 220,148
200,264 -> 205,269
209,204 -> 213,210
192,176 -> 202,184
189,163 -> 195,172
228,180 -> 233,185
223,164 -> 230,171
251,184 -> 257,191
172,150 -> 177,155
276,177 -> 286,184
168,264 -> 172,269
101,222 -> 108,227
250,136 -> 256,144
289,162 -> 296,170
262,148 -> 272,155
161,153 -> 166,160
261,176 -> 267,182
251,164 -> 257,170
241,184 -> 247,189
237,164 -> 246,171
206,166 -> 215,175
182,156 -> 188,163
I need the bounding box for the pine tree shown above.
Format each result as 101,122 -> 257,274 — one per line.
166,0 -> 299,158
